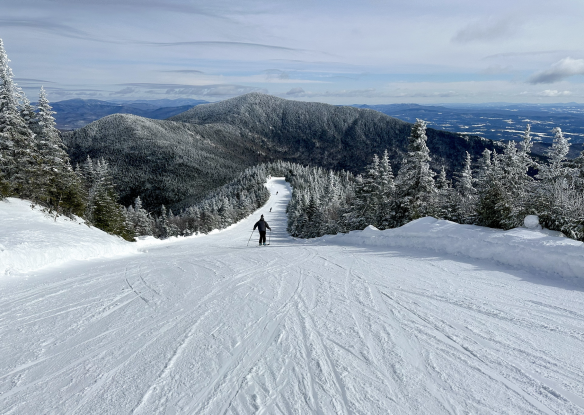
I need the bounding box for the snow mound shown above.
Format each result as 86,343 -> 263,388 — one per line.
524,215 -> 541,230
0,198 -> 138,275
323,217 -> 584,280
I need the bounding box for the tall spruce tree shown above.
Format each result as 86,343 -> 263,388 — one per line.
454,151 -> 476,223
394,119 -> 436,225
0,39 -> 38,199
377,150 -> 395,229
36,87 -> 85,216
435,165 -> 455,220
535,127 -> 582,236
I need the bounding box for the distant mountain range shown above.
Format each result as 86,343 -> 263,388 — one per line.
63,93 -> 497,211
49,98 -> 209,130
354,103 -> 584,147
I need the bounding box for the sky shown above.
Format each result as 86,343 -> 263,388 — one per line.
1,0 -> 584,105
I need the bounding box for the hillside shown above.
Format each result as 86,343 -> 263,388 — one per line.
64,93 -> 498,211
63,114 -> 268,210
170,93 -> 497,173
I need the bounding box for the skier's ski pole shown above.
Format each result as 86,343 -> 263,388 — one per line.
247,229 -> 255,247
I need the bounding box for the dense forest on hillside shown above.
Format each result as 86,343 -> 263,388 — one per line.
171,93 -> 498,175
284,120 -> 584,241
62,114 -> 270,210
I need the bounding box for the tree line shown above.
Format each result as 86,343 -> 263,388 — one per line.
285,119 -> 584,242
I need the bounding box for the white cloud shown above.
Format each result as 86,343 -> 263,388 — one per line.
529,57 -> 584,84
538,89 -> 572,97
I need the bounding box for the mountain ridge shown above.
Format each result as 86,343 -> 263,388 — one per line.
63,93 -> 498,211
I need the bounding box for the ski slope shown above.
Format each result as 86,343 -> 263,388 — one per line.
1,178 -> 584,414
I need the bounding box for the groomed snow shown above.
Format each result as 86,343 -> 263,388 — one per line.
321,218 -> 584,280
0,198 -> 138,275
1,179 -> 584,414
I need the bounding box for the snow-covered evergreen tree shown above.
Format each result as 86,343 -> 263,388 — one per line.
377,149 -> 395,229
126,196 -> 154,236
0,39 -> 38,199
434,165 -> 455,220
394,119 -> 436,225
475,149 -> 506,228
534,127 -> 583,237
454,152 -> 476,223
35,87 -> 85,216
78,157 -> 133,240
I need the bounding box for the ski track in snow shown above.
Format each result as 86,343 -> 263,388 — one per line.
1,178 -> 584,414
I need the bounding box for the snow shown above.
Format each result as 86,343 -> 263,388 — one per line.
524,214 -> 541,229
1,178 -> 584,414
321,217 -> 584,280
0,198 -> 138,275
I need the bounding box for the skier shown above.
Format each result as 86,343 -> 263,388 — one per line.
269,207 -> 272,212
253,214 -> 271,246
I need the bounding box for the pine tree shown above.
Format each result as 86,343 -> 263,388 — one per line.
497,125 -> 536,228
127,196 -> 154,236
377,150 -> 395,229
535,127 -> 583,237
435,165 -> 455,220
453,152 -> 476,223
476,150 -> 507,228
0,39 -> 39,199
19,94 -> 37,132
79,157 -> 133,240
394,119 -> 436,225
35,87 -> 85,217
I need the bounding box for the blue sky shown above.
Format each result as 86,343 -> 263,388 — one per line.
1,0 -> 584,104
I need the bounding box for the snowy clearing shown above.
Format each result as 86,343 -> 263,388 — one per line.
1,178 -> 584,414
0,198 -> 137,275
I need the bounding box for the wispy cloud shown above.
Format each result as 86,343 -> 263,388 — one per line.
160,70 -> 205,74
15,78 -> 56,84
120,83 -> 267,97
110,87 -> 136,95
12,0 -> 233,19
452,18 -> 519,43
528,57 -> 584,84
141,40 -> 311,53
538,89 -> 572,97
0,19 -> 113,43
483,50 -> 568,60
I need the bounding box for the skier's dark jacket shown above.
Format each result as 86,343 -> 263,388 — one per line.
253,219 -> 271,232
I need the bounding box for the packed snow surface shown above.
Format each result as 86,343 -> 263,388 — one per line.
323,218 -> 584,280
1,178 -> 584,414
0,198 -> 137,275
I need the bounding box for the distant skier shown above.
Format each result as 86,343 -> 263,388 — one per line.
276,191 -> 278,195
253,214 -> 271,246
269,207 -> 272,212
